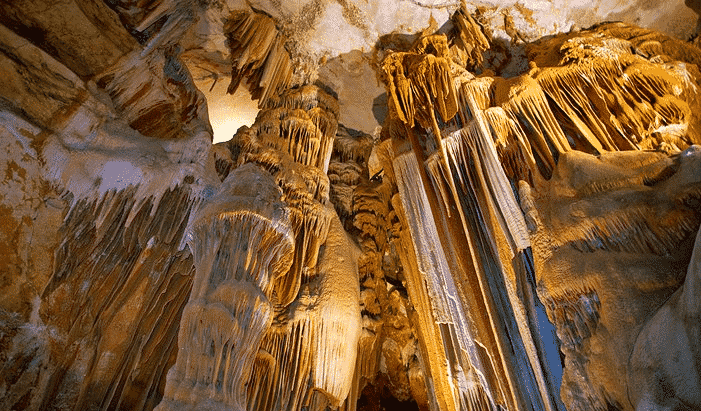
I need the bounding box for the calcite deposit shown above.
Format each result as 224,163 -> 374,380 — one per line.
1,0 -> 701,411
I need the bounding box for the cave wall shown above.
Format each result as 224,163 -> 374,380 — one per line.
0,1 -> 700,411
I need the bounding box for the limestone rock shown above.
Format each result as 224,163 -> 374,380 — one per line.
2,1 -> 701,411
526,147 -> 701,411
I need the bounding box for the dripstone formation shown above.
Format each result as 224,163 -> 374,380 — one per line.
1,1 -> 700,411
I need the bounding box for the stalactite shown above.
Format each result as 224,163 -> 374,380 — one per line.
535,63 -> 623,153
527,25 -> 701,154
450,8 -> 491,71
229,85 -> 340,306
239,87 -> 338,178
263,84 -> 340,118
535,57 -> 691,153
389,190 -> 449,411
246,318 -> 313,411
210,81 -> 364,410
392,150 -> 500,411
542,289 -> 601,349
332,125 -> 374,165
437,124 -> 530,253
381,35 -> 459,135
225,10 -> 293,107
457,76 -> 496,117
244,212 -> 360,411
482,107 -> 536,184
256,111 -> 324,168
266,86 -> 341,175
28,180 -> 200,411
494,74 -> 570,178
422,120 -> 559,411
378,10 -> 575,409
6,2 -> 701,411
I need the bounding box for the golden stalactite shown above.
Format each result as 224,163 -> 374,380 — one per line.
225,10 -> 293,107
388,189 -> 459,411
526,25 -> 701,158
450,7 -> 491,70
489,73 -> 571,178
418,21 -> 701,184
457,76 -> 495,116
374,9 -> 701,411
257,86 -> 340,173
534,56 -> 692,152
381,35 -> 459,136
482,107 -> 536,185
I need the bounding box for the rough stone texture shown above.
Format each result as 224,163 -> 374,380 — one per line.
181,0 -> 700,139
525,149 -> 701,410
1,0 -> 701,411
0,113 -> 63,319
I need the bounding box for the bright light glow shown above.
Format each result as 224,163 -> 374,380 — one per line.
203,79 -> 259,144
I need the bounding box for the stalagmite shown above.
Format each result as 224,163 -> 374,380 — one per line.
198,83 -> 363,411
157,164 -> 294,411
3,1 -> 701,411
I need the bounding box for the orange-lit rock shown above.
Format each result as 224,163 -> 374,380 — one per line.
1,1 -> 701,410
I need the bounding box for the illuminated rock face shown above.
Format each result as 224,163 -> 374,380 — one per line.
523,148 -> 701,411
1,1 -> 701,411
209,84 -> 362,411
155,163 -> 295,411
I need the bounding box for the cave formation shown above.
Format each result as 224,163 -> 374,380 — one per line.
1,1 -> 701,411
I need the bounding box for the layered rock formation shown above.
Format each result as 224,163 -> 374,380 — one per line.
1,1 -> 701,411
